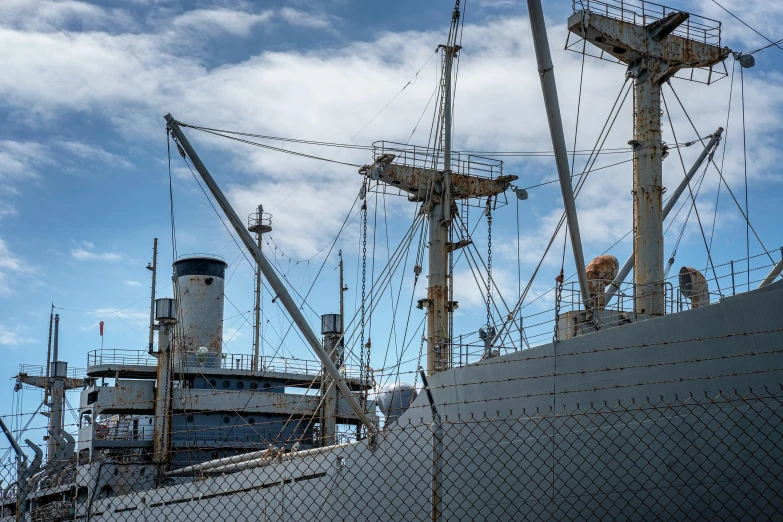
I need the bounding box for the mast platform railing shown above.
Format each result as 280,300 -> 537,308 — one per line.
86,349 -> 363,380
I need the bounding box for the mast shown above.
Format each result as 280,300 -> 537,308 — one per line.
249,205 -> 272,371
427,1 -> 460,376
165,114 -> 377,435
48,314 -> 63,462
147,238 -> 158,354
567,2 -> 729,317
359,0 -> 516,375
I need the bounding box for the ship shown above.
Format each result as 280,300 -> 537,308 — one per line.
2,0 -> 782,520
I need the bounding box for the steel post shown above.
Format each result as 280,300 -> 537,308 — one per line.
419,370 -> 442,522
48,315 -> 63,462
147,238 -> 158,354
632,65 -> 665,316
165,114 -> 376,435
427,43 -> 457,376
153,323 -> 172,465
321,333 -> 339,447
528,0 -> 591,308
253,209 -> 262,371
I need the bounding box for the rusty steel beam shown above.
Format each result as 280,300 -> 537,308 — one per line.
362,162 -> 517,201
568,10 -> 730,81
165,114 -> 377,435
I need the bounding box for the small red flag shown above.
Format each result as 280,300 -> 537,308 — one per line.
99,321 -> 104,336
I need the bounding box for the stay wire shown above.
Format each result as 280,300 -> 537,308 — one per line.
741,62 -> 750,291
661,90 -> 721,295
666,83 -> 774,265
710,0 -> 783,54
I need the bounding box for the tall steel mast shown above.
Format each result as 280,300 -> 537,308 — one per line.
567,1 -> 729,317
248,205 -> 272,371
360,1 -> 516,375
426,1 -> 460,375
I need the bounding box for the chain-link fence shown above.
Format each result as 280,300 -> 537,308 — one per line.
3,386 -> 782,521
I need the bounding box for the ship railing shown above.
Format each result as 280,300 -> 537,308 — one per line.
87,349 -> 157,368
86,349 -> 363,379
571,0 -> 721,46
451,246 -> 783,368
565,0 -> 727,85
371,141 -> 503,180
368,141 -> 507,209
217,353 -> 363,380
17,364 -> 87,380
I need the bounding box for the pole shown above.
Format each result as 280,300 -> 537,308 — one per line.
428,6 -> 459,376
253,206 -> 263,371
48,314 -> 63,462
148,238 -> 158,355
606,128 -> 723,304
630,60 -> 667,316
44,305 -> 53,404
153,322 -> 173,465
165,114 -> 376,435
321,332 -> 338,446
527,0 -> 591,309
419,370 -> 442,522
52,314 -> 59,362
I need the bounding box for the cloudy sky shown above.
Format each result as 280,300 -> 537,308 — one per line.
0,0 -> 782,433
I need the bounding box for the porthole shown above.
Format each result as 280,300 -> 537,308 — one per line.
209,379 -> 217,388
222,380 -> 230,388
236,381 -> 245,389
262,383 -> 271,390
186,415 -> 194,423
248,418 -> 256,425
223,416 -> 230,424
249,382 -> 258,390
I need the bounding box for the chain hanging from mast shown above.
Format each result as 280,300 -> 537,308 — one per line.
359,191 -> 369,429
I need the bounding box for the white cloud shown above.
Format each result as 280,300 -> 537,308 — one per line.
70,248 -> 125,262
124,280 -> 143,287
0,0 -> 135,33
56,140 -> 133,168
0,237 -> 33,297
0,324 -> 36,346
278,8 -> 335,30
169,8 -> 273,38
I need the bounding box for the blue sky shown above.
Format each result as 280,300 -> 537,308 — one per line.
1,0 -> 782,438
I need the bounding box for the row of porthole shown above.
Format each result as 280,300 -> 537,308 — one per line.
185,415 -> 257,425
207,379 -> 272,390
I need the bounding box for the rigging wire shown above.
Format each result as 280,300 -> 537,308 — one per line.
741,60 -> 750,291
265,48 -> 440,213
661,90 -> 721,295
666,83 -> 774,266
747,37 -> 783,55
494,78 -> 633,347
710,0 -> 783,55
